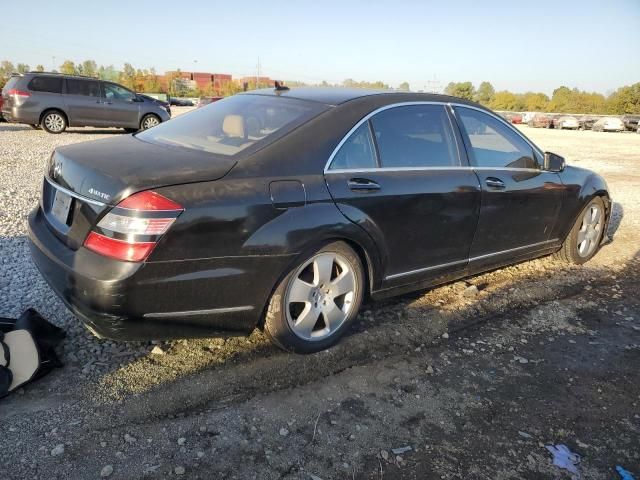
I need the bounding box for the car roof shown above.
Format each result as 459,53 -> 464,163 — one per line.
242,87 -> 475,107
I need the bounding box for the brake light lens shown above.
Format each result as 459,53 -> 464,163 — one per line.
84,190 -> 183,262
84,232 -> 156,262
7,89 -> 30,97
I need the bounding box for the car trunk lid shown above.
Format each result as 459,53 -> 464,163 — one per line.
42,134 -> 237,249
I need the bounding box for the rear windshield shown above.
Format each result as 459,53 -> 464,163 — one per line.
137,94 -> 326,156
2,76 -> 20,92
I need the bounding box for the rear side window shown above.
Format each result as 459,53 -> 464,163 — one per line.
137,94 -> 325,156
329,122 -> 377,170
455,107 -> 538,169
66,79 -> 101,97
370,105 -> 459,168
28,76 -> 63,94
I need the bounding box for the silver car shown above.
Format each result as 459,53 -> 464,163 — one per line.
1,72 -> 170,134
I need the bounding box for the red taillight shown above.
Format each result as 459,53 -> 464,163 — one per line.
84,232 -> 156,262
118,190 -> 183,211
7,89 -> 30,97
84,190 -> 183,262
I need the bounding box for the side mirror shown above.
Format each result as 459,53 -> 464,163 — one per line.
543,152 -> 565,172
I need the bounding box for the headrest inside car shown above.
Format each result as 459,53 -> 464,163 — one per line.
223,115 -> 245,138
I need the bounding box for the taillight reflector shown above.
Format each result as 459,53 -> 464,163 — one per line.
84,232 -> 156,262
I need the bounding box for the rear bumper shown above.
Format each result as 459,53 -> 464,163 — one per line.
28,207 -> 293,341
1,107 -> 39,125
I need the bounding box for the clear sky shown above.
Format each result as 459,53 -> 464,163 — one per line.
2,0 -> 639,95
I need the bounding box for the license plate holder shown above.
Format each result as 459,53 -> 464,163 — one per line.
51,189 -> 72,225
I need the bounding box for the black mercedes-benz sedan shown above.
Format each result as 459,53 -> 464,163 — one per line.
28,87 -> 612,352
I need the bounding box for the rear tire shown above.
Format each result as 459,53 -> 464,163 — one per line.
41,110 -> 67,134
263,241 -> 365,353
555,196 -> 606,264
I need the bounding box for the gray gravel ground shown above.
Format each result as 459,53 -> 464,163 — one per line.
0,121 -> 638,479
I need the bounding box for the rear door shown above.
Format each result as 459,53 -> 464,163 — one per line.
101,82 -> 140,128
63,78 -> 104,126
325,103 -> 480,287
453,106 -> 564,266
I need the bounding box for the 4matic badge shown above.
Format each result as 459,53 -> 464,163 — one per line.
87,188 -> 111,201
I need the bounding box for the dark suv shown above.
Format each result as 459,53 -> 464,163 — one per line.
1,72 -> 170,133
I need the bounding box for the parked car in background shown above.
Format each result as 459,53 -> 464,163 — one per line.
138,94 -> 171,117
578,116 -> 598,130
28,88 -> 611,353
554,116 -> 580,130
196,96 -> 224,108
1,72 -> 170,134
169,98 -> 194,107
509,113 -> 523,124
621,114 -> 640,131
527,113 -> 551,128
592,117 -> 625,132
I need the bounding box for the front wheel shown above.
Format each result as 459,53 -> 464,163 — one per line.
140,114 -> 160,130
555,197 -> 606,264
264,241 -> 365,353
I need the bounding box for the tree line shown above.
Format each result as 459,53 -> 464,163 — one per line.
444,81 -> 640,115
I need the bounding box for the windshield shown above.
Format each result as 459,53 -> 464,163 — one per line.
137,94 -> 325,156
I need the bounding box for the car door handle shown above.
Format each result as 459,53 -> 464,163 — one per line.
347,178 -> 380,192
485,177 -> 506,189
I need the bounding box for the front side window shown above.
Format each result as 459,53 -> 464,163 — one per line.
137,94 -> 325,156
66,79 -> 101,97
370,105 -> 459,168
329,122 -> 377,170
104,83 -> 135,101
28,76 -> 63,93
455,107 -> 538,169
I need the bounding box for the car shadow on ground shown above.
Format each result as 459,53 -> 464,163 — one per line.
0,201 -> 628,426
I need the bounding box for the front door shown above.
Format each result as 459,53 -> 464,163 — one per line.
325,104 -> 480,287
453,106 -> 564,266
63,78 -> 104,126
101,82 -> 140,128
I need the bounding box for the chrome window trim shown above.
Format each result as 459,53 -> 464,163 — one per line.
449,102 -> 546,162
44,176 -> 106,207
326,166 -> 550,175
323,100 -> 546,174
323,101 -> 460,173
384,239 -> 559,281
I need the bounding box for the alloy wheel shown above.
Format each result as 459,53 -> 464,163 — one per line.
577,203 -> 602,257
142,116 -> 159,129
44,114 -> 65,133
285,252 -> 356,341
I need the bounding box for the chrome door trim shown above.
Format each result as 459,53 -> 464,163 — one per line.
384,258 -> 468,281
384,239 -> 559,281
468,238 -> 559,263
144,305 -> 254,319
44,176 -> 106,207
